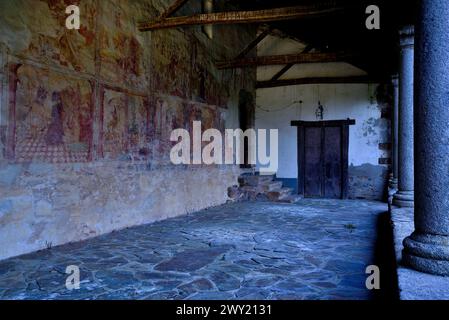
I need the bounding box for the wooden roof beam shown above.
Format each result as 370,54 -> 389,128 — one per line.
216,52 -> 355,70
256,76 -> 379,89
138,5 -> 343,31
270,45 -> 314,81
235,27 -> 272,60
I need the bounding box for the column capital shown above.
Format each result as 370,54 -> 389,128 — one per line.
399,25 -> 414,48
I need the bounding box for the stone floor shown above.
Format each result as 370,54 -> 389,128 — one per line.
0,199 -> 387,300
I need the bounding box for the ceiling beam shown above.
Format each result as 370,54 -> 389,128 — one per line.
235,27 -> 272,60
270,45 -> 314,81
256,76 -> 379,89
138,5 -> 343,31
270,63 -> 296,81
216,52 -> 354,69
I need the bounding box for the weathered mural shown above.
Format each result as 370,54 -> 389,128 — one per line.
151,97 -> 224,164
151,29 -> 233,108
98,0 -> 149,91
0,0 -> 97,73
100,87 -> 150,160
0,0 -> 256,260
0,0 -> 256,165
10,64 -> 93,163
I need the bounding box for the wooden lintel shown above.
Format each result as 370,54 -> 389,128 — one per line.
291,119 -> 356,127
217,52 -> 354,69
257,76 -> 378,89
139,5 -> 343,31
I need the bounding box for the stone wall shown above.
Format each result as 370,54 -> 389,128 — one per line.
0,0 -> 256,260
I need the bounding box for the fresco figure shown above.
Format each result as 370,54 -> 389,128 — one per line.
45,92 -> 64,146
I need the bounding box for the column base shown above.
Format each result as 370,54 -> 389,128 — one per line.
393,190 -> 414,207
389,177 -> 398,191
403,232 -> 449,276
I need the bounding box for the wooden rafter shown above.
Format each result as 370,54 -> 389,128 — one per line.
160,0 -> 190,19
138,5 -> 343,31
256,76 -> 378,89
270,45 -> 314,81
216,52 -> 354,70
235,27 -> 272,60
270,63 -> 296,81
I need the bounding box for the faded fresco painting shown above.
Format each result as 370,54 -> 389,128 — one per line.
150,29 -> 231,108
100,88 -> 150,160
0,0 -> 97,73
98,0 -> 148,91
11,64 -> 93,163
150,98 -> 224,163
128,94 -> 150,156
101,89 -> 128,160
153,97 -> 186,162
151,31 -> 192,98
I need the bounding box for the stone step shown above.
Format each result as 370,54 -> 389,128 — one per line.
261,181 -> 284,192
240,186 -> 259,193
279,187 -> 293,196
238,174 -> 275,187
233,173 -> 300,204
278,194 -> 302,204
266,188 -> 293,201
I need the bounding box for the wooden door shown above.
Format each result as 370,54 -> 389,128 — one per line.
323,126 -> 342,198
292,120 -> 355,199
304,127 -> 323,198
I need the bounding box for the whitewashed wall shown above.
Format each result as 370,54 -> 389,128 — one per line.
255,35 -> 390,200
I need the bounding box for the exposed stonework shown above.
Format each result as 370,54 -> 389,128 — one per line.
348,164 -> 389,201
228,173 -> 302,204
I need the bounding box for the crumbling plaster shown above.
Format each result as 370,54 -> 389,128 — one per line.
0,0 -> 256,260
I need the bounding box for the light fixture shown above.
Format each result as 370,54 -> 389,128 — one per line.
315,101 -> 324,120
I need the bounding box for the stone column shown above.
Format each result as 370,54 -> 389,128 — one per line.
393,26 -> 414,208
402,1 -> 449,275
389,75 -> 399,190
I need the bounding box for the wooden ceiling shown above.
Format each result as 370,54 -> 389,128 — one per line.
227,0 -> 417,77
139,0 -> 418,81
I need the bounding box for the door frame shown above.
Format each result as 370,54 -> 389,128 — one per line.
291,119 -> 356,199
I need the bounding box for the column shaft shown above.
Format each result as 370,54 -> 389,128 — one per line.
403,0 -> 449,275
389,75 -> 399,190
393,26 -> 414,207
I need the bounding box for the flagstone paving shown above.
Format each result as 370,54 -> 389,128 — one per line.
0,199 -> 386,300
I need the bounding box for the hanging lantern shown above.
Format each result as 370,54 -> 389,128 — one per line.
315,101 -> 324,120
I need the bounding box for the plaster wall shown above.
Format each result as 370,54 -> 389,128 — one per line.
0,0 -> 256,260
256,36 -> 390,200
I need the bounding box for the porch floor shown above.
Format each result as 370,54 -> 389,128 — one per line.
0,199 -> 387,300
